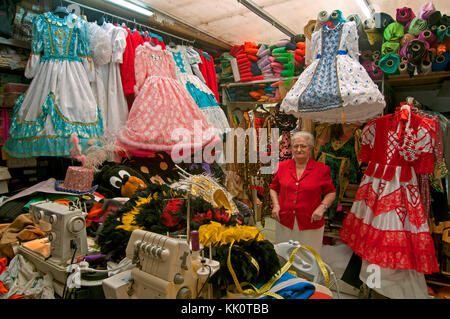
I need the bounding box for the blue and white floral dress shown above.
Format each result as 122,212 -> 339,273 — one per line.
281,21 -> 386,123
168,45 -> 229,134
3,12 -> 103,158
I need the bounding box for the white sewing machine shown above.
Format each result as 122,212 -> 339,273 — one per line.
17,200 -> 88,296
102,229 -> 219,299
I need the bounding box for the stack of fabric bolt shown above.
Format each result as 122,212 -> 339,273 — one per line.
256,44 -> 275,79
229,43 -> 265,82
270,39 -> 296,78
376,2 -> 450,77
294,41 -> 306,70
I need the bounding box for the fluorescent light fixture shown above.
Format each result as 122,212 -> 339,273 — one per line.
357,0 -> 373,19
104,0 -> 154,17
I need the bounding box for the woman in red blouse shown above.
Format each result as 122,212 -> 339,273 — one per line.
270,131 -> 336,255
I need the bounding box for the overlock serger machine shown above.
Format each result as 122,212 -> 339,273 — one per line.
17,200 -> 88,296
102,229 -> 219,299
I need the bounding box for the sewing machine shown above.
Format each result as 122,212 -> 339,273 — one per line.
17,200 -> 88,296
102,229 -> 219,299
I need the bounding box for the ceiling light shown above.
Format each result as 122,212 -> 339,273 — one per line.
104,0 -> 154,17
357,0 -> 373,19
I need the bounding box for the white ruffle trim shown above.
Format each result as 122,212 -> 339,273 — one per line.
178,73 -> 217,96
201,106 -> 230,134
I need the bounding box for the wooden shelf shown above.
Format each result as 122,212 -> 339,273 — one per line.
221,76 -> 299,88
0,37 -> 30,50
386,71 -> 450,89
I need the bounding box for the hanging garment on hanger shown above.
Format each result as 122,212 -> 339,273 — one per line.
3,11 -> 103,158
168,45 -> 230,134
195,48 -> 220,103
94,22 -> 129,136
117,43 -> 220,156
280,21 -> 386,124
339,105 -> 439,298
119,26 -> 135,104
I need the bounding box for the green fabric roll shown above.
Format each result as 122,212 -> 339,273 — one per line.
272,47 -> 287,54
408,17 -> 427,36
281,69 -> 294,77
383,22 -> 405,41
382,41 -> 401,56
437,25 -> 447,43
379,52 -> 401,74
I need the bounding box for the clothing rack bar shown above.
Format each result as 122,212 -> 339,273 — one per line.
63,0 -> 195,44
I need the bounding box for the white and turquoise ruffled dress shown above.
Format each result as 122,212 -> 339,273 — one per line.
168,45 -> 229,134
3,12 -> 103,157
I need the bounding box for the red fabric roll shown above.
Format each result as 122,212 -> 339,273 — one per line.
245,48 -> 259,55
248,55 -> 258,62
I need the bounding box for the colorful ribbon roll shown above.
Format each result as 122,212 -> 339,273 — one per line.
398,61 -> 409,74
408,18 -> 428,36
418,29 -> 437,45
304,20 -> 317,40
374,12 -> 395,30
379,52 -> 401,74
404,39 -> 429,66
330,10 -> 345,25
372,50 -> 381,60
400,33 -> 416,47
367,62 -> 384,80
432,52 -> 449,71
364,23 -> 383,46
317,10 -> 330,23
396,7 -> 415,27
382,41 -> 400,56
383,22 -> 405,42
427,10 -> 442,29
437,25 -> 447,43
420,60 -> 432,74
418,2 -> 436,20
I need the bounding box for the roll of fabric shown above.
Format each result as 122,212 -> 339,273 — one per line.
374,12 -> 395,30
437,25 -> 447,43
427,10 -> 442,29
272,47 -> 287,55
372,50 -> 381,60
364,19 -> 383,46
330,9 -> 345,26
382,41 -> 400,56
404,39 -> 429,66
347,14 -> 361,27
398,61 -> 408,74
420,60 -> 432,74
418,2 -> 435,20
285,42 -> 297,51
304,20 -> 317,40
400,33 -> 416,47
396,7 -> 416,27
368,63 -> 384,80
418,29 -> 437,45
408,18 -> 428,36
383,22 -> 405,42
251,63 -> 262,76
361,49 -> 373,61
436,44 -> 447,56
432,52 -> 449,71
276,39 -> 290,48
441,14 -> 450,27
379,52 -> 401,74
317,10 -> 330,24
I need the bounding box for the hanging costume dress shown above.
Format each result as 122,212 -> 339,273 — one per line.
339,106 -> 439,298
3,12 -> 103,158
280,21 -> 386,123
117,43 -> 220,156
168,45 -> 230,134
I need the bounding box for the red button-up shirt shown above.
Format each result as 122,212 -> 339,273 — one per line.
270,158 -> 335,231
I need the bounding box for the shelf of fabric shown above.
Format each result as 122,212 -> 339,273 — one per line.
221,76 -> 299,88
386,71 -> 450,89
0,37 -> 30,50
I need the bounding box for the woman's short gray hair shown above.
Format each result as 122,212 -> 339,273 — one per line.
291,131 -> 314,147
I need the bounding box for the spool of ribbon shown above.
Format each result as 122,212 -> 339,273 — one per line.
374,12 -> 395,30
405,39 -> 429,67
432,52 -> 449,71
382,41 -> 400,56
400,33 -> 417,47
396,7 -> 416,27
427,10 -> 442,29
418,2 -> 436,20
383,22 -> 405,42
398,61 -> 408,74
437,25 -> 447,43
420,60 -> 432,74
369,63 -> 384,80
361,49 -> 373,61
408,18 -> 428,36
304,20 -> 317,40
379,52 -> 401,74
418,29 -> 437,45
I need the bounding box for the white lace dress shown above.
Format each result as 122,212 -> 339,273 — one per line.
281,21 -> 386,123
90,22 -> 129,136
